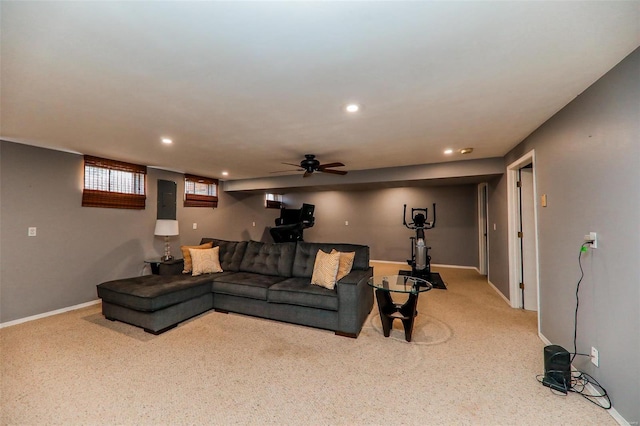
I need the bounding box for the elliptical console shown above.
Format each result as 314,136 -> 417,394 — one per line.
403,203 -> 436,280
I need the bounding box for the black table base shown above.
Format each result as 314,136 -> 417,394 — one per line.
374,289 -> 419,342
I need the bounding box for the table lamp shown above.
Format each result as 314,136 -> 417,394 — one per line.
154,219 -> 179,261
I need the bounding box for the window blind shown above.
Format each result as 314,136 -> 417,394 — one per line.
265,193 -> 283,209
184,174 -> 218,208
82,155 -> 147,209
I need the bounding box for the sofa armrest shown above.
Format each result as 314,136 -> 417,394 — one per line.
337,269 -> 372,285
336,267 -> 374,336
159,259 -> 185,276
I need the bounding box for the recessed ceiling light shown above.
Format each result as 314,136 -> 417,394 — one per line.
221,171 -> 229,177
444,149 -> 454,155
161,138 -> 172,144
345,104 -> 360,113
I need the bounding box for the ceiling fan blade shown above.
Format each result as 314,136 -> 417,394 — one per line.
318,162 -> 345,169
320,169 -> 348,175
303,170 -> 312,178
270,169 -> 302,174
282,162 -> 302,168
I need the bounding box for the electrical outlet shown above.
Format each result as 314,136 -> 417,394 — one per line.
28,227 -> 37,237
584,232 -> 597,249
252,221 -> 256,227
192,223 -> 197,230
591,346 -> 599,367
345,221 -> 349,226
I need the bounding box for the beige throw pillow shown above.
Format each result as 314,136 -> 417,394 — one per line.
181,242 -> 213,273
190,247 -> 223,276
310,249 -> 341,290
331,249 -> 355,281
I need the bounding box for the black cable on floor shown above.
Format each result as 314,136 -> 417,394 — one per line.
538,241 -> 612,410
570,371 -> 612,409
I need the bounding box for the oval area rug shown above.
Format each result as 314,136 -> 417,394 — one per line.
369,312 -> 453,345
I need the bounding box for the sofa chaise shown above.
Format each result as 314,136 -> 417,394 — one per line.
96,238 -> 374,337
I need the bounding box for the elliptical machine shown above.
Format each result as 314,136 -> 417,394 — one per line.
403,203 -> 436,280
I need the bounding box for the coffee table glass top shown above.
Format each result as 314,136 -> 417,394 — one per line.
368,274 -> 432,293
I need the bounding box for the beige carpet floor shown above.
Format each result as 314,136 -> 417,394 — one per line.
0,266 -> 615,425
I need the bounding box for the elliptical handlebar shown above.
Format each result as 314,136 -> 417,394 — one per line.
403,203 -> 436,230
403,204 -> 409,228
430,203 -> 436,229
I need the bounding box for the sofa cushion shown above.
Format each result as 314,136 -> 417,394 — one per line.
212,272 -> 286,301
332,249 -> 355,281
292,242 -> 370,278
200,239 -> 248,272
190,247 -> 223,276
268,277 -> 339,311
97,274 -> 218,312
239,240 -> 296,277
180,241 -> 213,273
310,249 -> 340,290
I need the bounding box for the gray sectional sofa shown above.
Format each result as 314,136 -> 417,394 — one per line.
96,238 -> 374,337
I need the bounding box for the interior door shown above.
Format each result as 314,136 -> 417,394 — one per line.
520,167 -> 538,311
478,183 -> 489,275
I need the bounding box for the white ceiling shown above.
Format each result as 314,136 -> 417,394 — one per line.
2,2 -> 639,182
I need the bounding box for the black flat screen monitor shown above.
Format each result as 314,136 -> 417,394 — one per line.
279,208 -> 301,226
300,204 -> 315,223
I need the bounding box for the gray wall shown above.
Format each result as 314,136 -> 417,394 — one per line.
0,141 -> 279,323
488,49 -> 639,423
284,185 -> 479,267
0,142 -> 478,323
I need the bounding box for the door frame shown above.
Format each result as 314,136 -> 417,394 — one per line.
507,150 -> 541,327
477,183 -> 489,275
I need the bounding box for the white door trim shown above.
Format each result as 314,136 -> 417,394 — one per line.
506,150 -> 541,331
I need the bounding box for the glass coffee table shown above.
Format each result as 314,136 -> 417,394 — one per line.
368,275 -> 432,342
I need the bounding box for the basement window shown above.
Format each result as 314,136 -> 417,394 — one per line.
265,193 -> 283,209
184,174 -> 218,208
82,155 -> 147,209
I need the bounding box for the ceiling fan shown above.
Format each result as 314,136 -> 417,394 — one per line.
280,154 -> 348,178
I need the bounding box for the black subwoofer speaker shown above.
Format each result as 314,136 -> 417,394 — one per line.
543,345 -> 571,393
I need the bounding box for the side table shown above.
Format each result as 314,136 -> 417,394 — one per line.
368,274 -> 432,342
144,258 -> 183,275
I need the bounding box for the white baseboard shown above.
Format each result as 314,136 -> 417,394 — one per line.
538,332 -> 552,345
487,279 -> 511,306
605,405 -> 631,426
370,259 -> 408,265
537,333 -> 630,426
370,260 -> 479,272
0,299 -> 101,329
432,263 -> 479,272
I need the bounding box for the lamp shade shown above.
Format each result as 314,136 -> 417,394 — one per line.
154,219 -> 179,236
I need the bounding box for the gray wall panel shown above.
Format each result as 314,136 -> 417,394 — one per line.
284,185 -> 479,267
